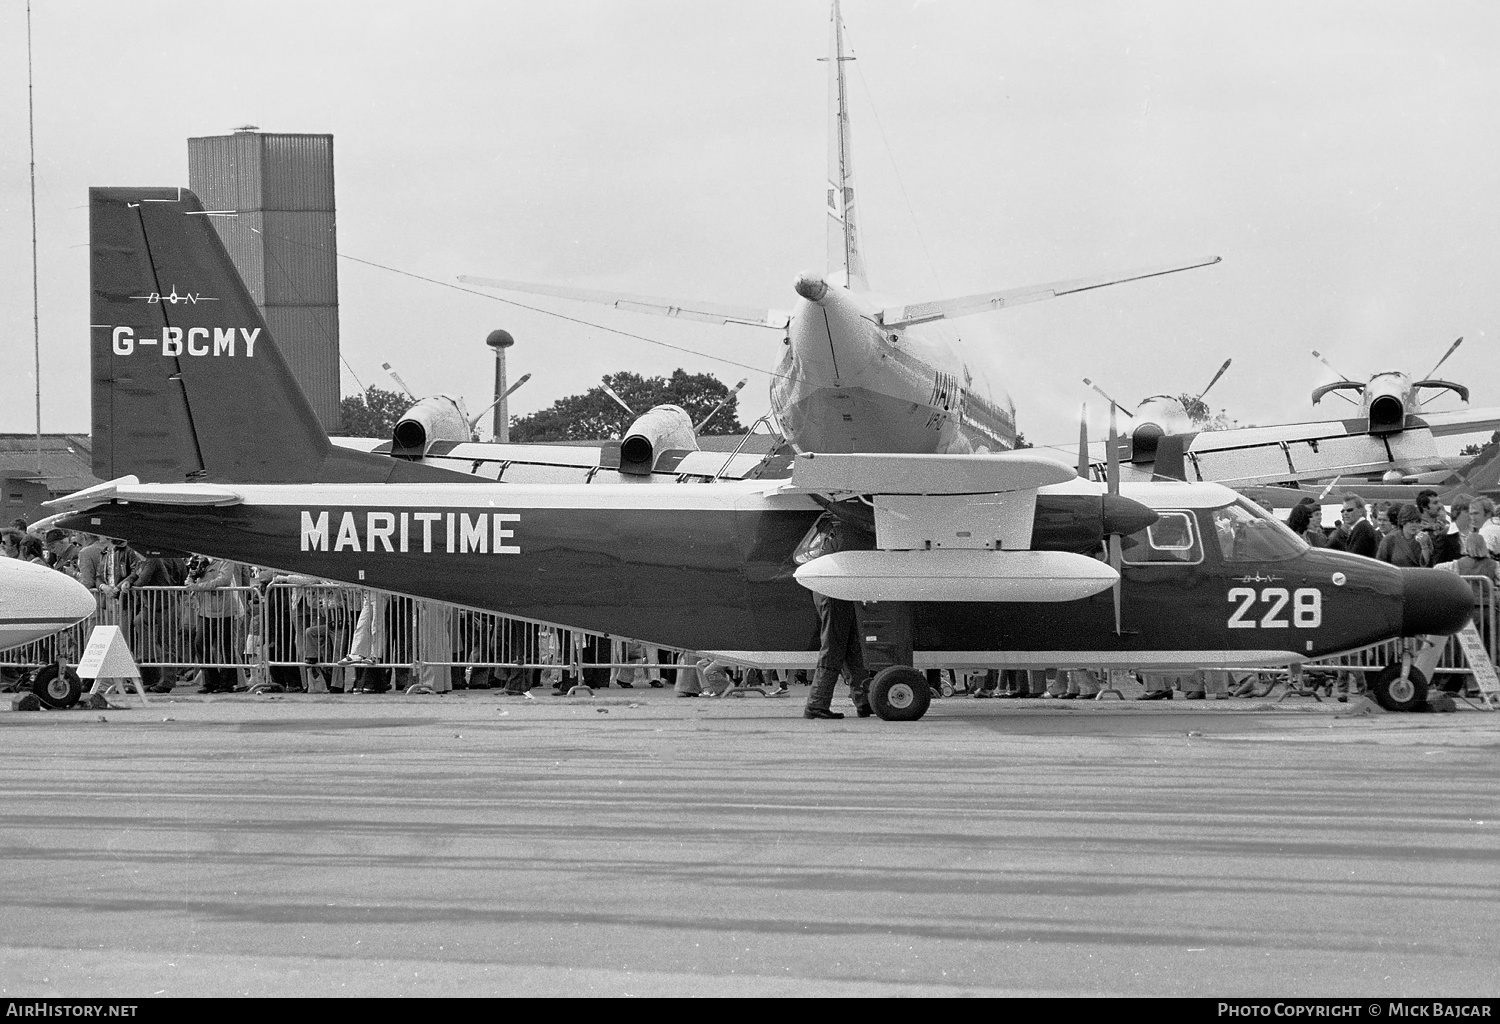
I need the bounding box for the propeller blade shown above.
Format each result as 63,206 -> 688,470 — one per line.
1316,475 -> 1342,502
382,361 -> 417,401
1110,534 -> 1123,636
1106,403 -> 1120,496
1083,378 -> 1135,419
1197,358 -> 1232,400
1422,336 -> 1463,380
467,373 -> 533,432
694,378 -> 749,433
1077,403 -> 1090,480
600,381 -> 635,416
504,372 -> 533,400
1106,403 -> 1124,634
1311,349 -> 1353,382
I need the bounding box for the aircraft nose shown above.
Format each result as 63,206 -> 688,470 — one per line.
1400,568 -> 1474,636
55,573 -> 98,622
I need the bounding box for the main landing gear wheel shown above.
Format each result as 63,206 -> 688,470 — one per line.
869,666 -> 931,722
29,664 -> 83,710
1368,664 -> 1429,713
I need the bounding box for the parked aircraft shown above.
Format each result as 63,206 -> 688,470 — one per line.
1091,338 -> 1500,488
1083,359 -> 1233,468
59,252 -> 1477,718
0,557 -> 96,652
49,450 -> 1475,717
1308,339 -> 1483,436
460,1 -> 1220,457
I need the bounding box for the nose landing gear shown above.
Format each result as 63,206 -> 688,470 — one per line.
1367,663 -> 1429,713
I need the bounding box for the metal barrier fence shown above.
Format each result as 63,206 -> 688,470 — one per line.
2,576 -> 1495,683
0,584 -> 691,681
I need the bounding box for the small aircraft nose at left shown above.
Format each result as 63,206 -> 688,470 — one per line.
0,558 -> 96,651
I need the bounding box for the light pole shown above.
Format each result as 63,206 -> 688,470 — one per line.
486,330 -> 514,442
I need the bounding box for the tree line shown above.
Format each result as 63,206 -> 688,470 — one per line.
339,369 -> 745,442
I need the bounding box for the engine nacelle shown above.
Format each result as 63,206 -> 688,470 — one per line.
391,395 -> 472,459
1128,398 -> 1193,463
1362,372 -> 1412,435
618,405 -> 698,475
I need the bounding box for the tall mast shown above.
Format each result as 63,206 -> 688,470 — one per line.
825,0 -> 867,292
28,0 -> 41,472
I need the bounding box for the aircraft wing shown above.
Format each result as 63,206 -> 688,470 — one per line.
457,276 -> 790,329
329,437 -> 774,483
778,450 -> 1075,496
877,256 -> 1222,328
1414,405 -> 1500,438
1151,422 -> 1452,488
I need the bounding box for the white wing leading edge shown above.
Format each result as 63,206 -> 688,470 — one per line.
877,256 -> 1222,328
457,276 -> 790,330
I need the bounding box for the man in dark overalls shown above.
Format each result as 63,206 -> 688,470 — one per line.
796,511 -> 874,720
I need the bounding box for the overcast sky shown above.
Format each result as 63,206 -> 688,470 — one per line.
2,1 -> 1498,458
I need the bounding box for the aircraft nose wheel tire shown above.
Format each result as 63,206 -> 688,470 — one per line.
28,664 -> 83,710
869,666 -> 931,721
1368,664 -> 1429,713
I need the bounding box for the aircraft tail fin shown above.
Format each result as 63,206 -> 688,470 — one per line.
90,187 -> 465,485
1447,439 -> 1500,501
825,0 -> 867,293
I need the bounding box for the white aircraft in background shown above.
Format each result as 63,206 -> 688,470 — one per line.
1085,338 -> 1500,488
0,558 -> 96,652
461,0 -> 1219,457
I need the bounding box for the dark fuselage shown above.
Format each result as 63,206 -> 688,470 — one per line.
60,480 -> 1461,669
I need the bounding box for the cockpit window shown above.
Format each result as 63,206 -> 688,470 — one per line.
1210,499 -> 1309,562
1120,511 -> 1202,565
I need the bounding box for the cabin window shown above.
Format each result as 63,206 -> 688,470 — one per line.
1210,500 -> 1309,562
1120,511 -> 1202,565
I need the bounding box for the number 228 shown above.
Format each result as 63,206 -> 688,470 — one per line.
1227,587 -> 1321,629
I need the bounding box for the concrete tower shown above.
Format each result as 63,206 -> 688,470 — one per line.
188,129 -> 342,432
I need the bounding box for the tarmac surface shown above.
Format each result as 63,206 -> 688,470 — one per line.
1,681 -> 1498,998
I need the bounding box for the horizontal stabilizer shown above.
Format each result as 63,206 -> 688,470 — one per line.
794,549 -> 1117,602
879,255 -> 1222,328
781,451 -> 1075,495
43,477 -> 243,514
457,276 -> 790,329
